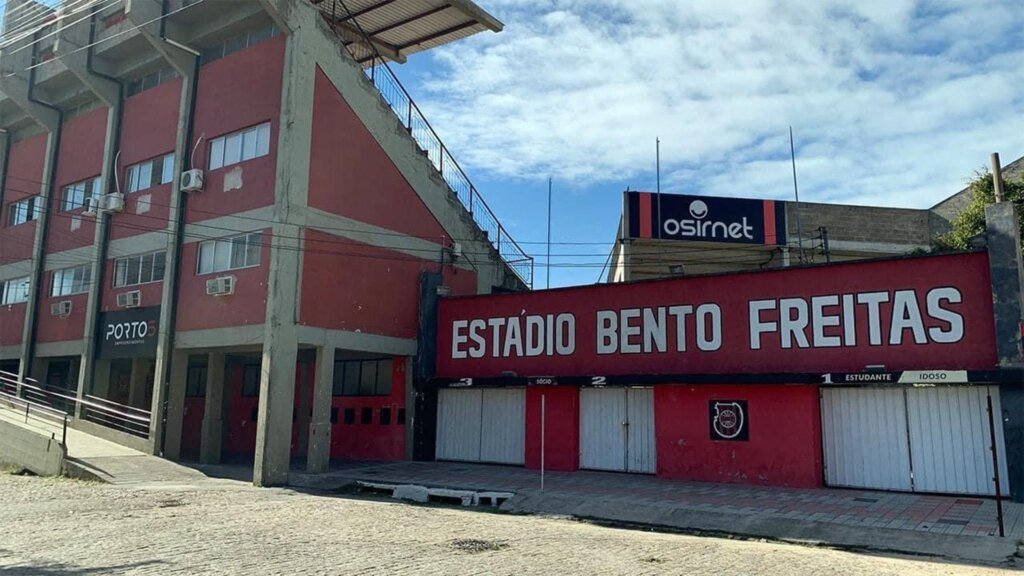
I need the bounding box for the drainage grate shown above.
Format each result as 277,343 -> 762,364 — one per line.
935,518 -> 969,526
954,498 -> 983,506
853,497 -> 879,503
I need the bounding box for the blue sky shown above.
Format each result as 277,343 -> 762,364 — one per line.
387,0 -> 1024,289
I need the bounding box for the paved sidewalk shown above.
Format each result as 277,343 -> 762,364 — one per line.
286,460 -> 1024,564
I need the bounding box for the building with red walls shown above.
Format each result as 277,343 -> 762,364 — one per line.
428,250 -> 1024,501
0,0 -> 529,486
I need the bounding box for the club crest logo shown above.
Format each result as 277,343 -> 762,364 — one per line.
710,400 -> 748,441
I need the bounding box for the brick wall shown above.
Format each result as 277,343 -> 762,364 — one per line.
787,202 -> 930,246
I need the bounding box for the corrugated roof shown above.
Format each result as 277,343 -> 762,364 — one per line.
311,0 -> 502,64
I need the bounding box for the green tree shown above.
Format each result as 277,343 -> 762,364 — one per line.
934,170 -> 1024,251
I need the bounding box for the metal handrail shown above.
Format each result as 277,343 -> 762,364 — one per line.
320,0 -> 534,288
1,371 -> 151,439
0,388 -> 69,447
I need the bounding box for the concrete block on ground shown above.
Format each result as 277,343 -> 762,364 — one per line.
0,417 -> 66,477
392,485 -> 429,503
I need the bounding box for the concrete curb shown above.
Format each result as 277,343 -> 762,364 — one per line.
501,490 -> 1022,566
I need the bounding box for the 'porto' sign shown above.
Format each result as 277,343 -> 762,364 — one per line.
626,191 -> 786,245
97,306 -> 160,359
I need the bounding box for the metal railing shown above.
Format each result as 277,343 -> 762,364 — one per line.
0,370 -> 151,439
0,371 -> 69,447
317,0 -> 534,288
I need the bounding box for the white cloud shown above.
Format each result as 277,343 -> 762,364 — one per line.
411,0 -> 1024,208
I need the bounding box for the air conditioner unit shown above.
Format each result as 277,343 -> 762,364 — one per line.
450,242 -> 463,260
102,193 -> 125,213
205,275 -> 235,296
116,290 -> 141,308
180,169 -> 205,193
82,196 -> 99,217
50,300 -> 72,317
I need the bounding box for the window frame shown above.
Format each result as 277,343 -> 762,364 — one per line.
331,358 -> 393,397
1,276 -> 31,305
6,196 -> 41,227
50,265 -> 92,297
60,176 -> 102,212
126,154 -> 175,194
208,123 -> 272,171
113,250 -> 166,288
196,232 -> 262,275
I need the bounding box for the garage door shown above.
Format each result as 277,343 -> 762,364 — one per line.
822,386 -> 1009,495
436,388 -> 525,465
580,387 -> 655,473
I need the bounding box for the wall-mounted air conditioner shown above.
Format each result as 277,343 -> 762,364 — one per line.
102,193 -> 125,213
82,196 -> 99,217
50,300 -> 72,317
116,290 -> 141,308
205,275 -> 235,296
181,169 -> 205,193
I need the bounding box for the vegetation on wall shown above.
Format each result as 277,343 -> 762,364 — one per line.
933,170 -> 1024,252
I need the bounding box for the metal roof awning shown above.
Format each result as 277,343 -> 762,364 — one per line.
311,0 -> 503,65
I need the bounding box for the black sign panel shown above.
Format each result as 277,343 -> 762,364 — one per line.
709,400 -> 748,441
627,191 -> 786,245
97,306 -> 160,359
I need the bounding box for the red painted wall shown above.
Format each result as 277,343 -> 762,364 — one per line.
174,231 -> 270,331
524,386 -> 579,471
655,384 -> 822,488
0,305 -> 26,346
330,357 -> 407,461
300,229 -> 476,338
189,36 -> 284,225
47,108 -> 108,254
110,78 -> 182,241
1,133 -> 48,263
438,252 -> 998,377
308,67 -> 446,241
36,290 -> 88,343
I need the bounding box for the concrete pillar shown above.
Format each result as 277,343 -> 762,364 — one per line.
200,352 -> 226,465
152,350 -> 187,459
149,55 -> 197,455
253,2 -> 317,488
128,359 -> 149,409
307,347 -> 334,473
92,359 -> 111,398
985,202 -> 1024,502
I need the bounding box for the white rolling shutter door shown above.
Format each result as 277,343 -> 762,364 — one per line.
580,387 -> 656,473
906,386 -> 1009,496
821,387 -> 913,491
626,387 -> 656,473
436,388 -> 525,465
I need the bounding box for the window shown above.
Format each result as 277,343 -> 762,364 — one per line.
113,251 -> 166,287
126,67 -> 178,97
126,154 -> 175,193
50,265 -> 91,297
197,232 -> 261,274
208,123 -> 271,170
332,359 -> 392,397
7,196 -> 41,226
1,277 -> 30,305
200,24 -> 281,66
241,364 -> 261,397
61,177 -> 102,212
185,365 -> 207,398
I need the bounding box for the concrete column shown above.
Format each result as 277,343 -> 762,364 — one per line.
153,350 -> 188,459
200,352 -> 226,465
92,359 -> 111,398
149,57 -> 197,455
306,347 -> 334,473
985,202 -> 1024,502
404,357 -> 414,460
253,3 -> 317,488
127,359 -> 149,409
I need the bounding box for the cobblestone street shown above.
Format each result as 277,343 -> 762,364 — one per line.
0,474 -> 1015,575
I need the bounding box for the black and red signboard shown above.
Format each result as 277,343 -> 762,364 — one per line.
626,191 -> 787,245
